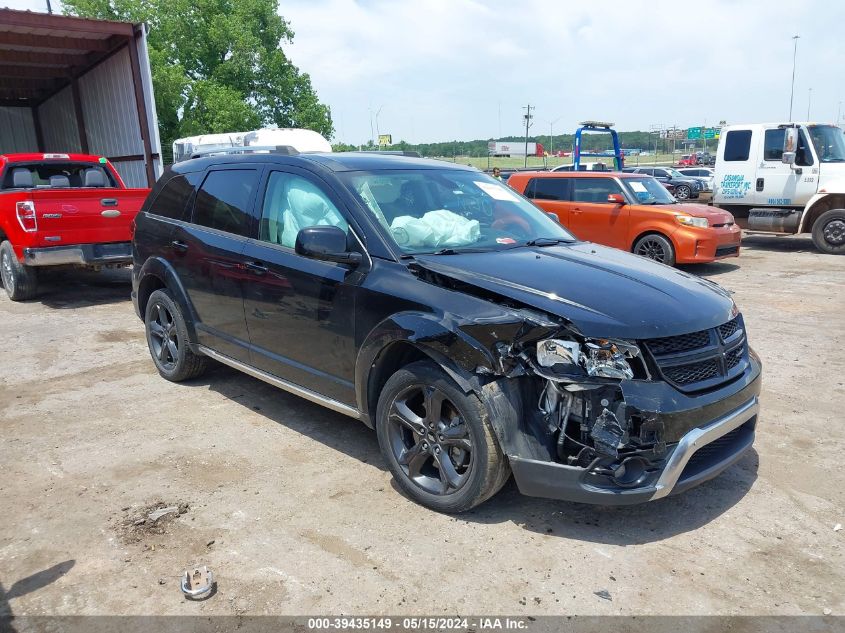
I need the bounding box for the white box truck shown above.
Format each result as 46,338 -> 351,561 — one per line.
172,127 -> 332,163
488,141 -> 544,157
712,122 -> 845,254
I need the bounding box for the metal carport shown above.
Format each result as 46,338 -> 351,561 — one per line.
0,8 -> 161,187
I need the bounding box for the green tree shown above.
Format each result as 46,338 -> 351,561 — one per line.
63,0 -> 333,160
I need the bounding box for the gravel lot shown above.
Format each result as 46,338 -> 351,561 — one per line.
1,234 -> 843,619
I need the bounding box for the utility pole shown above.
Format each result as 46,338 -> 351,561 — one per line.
789,35 -> 800,120
523,104 -> 533,168
807,88 -> 812,120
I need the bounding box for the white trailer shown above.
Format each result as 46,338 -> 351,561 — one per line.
0,9 -> 162,187
488,141 -> 539,157
712,122 -> 845,254
173,127 -> 332,162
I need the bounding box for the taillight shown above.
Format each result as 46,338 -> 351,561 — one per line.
16,201 -> 37,232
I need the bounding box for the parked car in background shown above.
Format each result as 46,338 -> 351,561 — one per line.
696,152 -> 715,166
678,154 -> 697,167
622,166 -> 703,200
677,167 -> 715,196
508,170 -> 740,266
132,150 -> 760,512
0,153 -> 150,300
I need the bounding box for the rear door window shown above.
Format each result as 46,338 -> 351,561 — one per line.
723,130 -> 752,161
192,169 -> 259,236
571,178 -> 623,203
529,178 -> 571,201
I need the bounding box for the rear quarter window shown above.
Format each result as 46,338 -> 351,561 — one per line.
147,172 -> 202,221
529,178 -> 571,201
723,130 -> 752,161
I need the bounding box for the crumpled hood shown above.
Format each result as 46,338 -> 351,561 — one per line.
413,242 -> 735,340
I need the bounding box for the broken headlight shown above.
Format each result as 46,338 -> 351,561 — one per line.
536,338 -> 639,380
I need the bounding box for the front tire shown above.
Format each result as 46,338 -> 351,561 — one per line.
375,361 -> 510,513
144,288 -> 209,382
0,241 -> 37,301
675,184 -> 692,200
633,233 -> 676,266
811,209 -> 845,255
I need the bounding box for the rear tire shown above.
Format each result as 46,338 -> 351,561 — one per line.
0,241 -> 37,301
633,233 -> 676,266
375,360 -> 510,513
811,209 -> 845,255
144,288 -> 209,381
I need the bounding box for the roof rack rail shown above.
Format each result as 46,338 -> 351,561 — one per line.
189,145 -> 300,159
358,150 -> 421,158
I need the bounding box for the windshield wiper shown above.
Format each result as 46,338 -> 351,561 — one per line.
525,237 -> 573,246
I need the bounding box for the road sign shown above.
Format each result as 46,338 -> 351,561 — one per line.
378,134 -> 392,146
688,127 -> 720,140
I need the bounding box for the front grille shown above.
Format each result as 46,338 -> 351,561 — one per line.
663,358 -> 720,385
719,316 -> 741,340
646,329 -> 710,355
715,245 -> 740,257
643,314 -> 748,392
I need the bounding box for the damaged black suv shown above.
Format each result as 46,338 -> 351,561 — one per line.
132,150 -> 762,512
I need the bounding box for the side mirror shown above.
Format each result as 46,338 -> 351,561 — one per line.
782,151 -> 796,165
546,212 -> 561,224
607,193 -> 625,205
295,226 -> 362,265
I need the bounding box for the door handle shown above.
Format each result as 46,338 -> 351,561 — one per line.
572,208 -> 582,214
244,261 -> 268,275
101,198 -> 118,206
170,240 -> 188,253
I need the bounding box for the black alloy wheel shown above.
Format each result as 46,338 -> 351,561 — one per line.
144,288 -> 209,381
634,233 -> 676,266
386,384 -> 473,496
376,361 -> 509,512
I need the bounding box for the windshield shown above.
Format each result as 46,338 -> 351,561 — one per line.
342,169 -> 576,254
621,177 -> 677,205
665,168 -> 685,179
808,125 -> 845,162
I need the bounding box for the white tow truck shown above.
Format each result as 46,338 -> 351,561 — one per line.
712,122 -> 845,254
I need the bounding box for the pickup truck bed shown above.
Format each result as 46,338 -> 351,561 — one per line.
0,153 -> 150,301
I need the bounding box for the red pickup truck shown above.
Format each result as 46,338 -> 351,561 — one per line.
0,153 -> 150,300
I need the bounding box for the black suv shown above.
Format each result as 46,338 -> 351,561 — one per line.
132,151 -> 761,512
622,166 -> 703,200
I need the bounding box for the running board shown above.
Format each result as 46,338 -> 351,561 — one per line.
197,345 -> 363,420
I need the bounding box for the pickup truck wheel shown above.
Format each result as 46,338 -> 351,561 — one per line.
674,184 -> 692,200
0,241 -> 37,301
811,209 -> 845,255
376,360 -> 510,513
144,289 -> 209,382
633,233 -> 676,266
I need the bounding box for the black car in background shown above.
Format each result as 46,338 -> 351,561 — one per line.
622,166 -> 703,200
132,150 -> 761,512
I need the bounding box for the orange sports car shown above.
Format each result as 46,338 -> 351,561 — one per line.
507,170 -> 741,266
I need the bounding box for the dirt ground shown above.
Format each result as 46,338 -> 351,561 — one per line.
0,234 -> 843,619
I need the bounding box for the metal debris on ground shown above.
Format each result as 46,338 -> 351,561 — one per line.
181,565 -> 215,600
593,589 -> 612,601
148,506 -> 179,522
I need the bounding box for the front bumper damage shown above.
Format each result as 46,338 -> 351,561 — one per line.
494,354 -> 762,505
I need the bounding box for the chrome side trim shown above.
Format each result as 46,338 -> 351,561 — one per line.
650,395 -> 759,500
197,345 -> 363,421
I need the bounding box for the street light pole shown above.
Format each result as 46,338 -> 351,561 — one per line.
807,88 -> 812,120
789,35 -> 800,120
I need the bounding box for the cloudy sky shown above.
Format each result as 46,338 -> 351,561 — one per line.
6,0 -> 845,144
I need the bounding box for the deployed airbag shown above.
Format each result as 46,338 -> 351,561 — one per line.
391,209 -> 480,249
